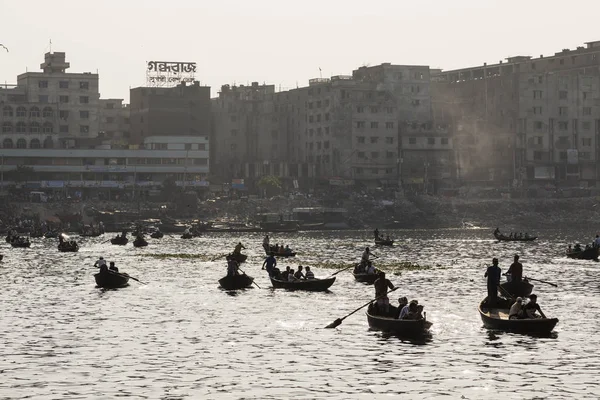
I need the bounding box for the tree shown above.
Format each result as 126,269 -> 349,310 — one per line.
5,165 -> 36,185
258,175 -> 282,197
161,176 -> 179,201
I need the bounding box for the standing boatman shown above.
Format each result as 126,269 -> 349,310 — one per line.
485,258 -> 502,305
262,252 -> 277,277
505,254 -> 523,282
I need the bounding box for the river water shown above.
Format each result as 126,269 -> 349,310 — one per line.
1,228 -> 599,399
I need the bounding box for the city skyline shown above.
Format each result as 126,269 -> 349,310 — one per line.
2,0 -> 599,101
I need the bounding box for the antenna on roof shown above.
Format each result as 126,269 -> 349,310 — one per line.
49,39 -> 52,53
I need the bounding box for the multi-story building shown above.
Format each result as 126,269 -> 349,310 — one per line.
129,81 -> 210,146
432,40 -> 600,188
98,99 -> 130,148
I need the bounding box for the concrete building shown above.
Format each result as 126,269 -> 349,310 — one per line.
98,99 -> 130,148
432,40 -> 600,188
129,81 -> 210,145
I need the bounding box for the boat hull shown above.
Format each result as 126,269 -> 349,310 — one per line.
219,274 -> 254,290
478,300 -> 558,334
494,231 -> 537,242
353,272 -> 379,284
110,238 -> 128,245
229,253 -> 248,264
133,240 -> 148,247
566,248 -> 599,260
270,276 -> 335,291
366,311 -> 432,337
375,239 -> 394,246
58,244 -> 79,252
94,272 -> 130,288
499,280 -> 533,298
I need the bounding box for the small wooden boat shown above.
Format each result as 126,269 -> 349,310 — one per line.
110,236 -> 128,245
5,235 -> 17,243
181,232 -> 193,239
150,231 -> 164,239
375,238 -> 394,246
493,230 -> 537,242
566,247 -> 599,260
270,276 -> 335,291
219,274 -> 255,290
499,280 -> 533,298
133,237 -> 148,247
10,238 -> 31,248
478,299 -> 558,334
263,244 -> 296,258
353,272 -> 379,284
58,241 -> 79,252
94,271 -> 130,288
366,311 -> 432,337
228,253 -> 248,264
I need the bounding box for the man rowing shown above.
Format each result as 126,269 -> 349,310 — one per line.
374,271 -> 395,315
233,242 -> 246,255
262,252 -> 277,277
505,254 -> 523,282
484,258 -> 501,305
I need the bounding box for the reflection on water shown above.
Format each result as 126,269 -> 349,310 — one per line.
1,229 -> 600,399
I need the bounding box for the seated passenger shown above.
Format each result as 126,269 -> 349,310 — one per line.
523,294 -> 546,319
396,297 -> 408,319
305,266 -> 315,279
294,265 -> 305,280
366,262 -> 376,274
280,266 -> 291,281
287,271 -> 296,282
109,261 -> 119,273
399,300 -> 416,319
508,297 -> 523,319
405,302 -> 419,319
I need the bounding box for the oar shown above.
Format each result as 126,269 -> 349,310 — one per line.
94,266 -> 147,285
497,284 -> 516,301
330,264 -> 355,276
237,267 -> 261,289
325,287 -> 398,329
525,277 -> 558,287
101,239 -> 112,244
210,253 -> 228,262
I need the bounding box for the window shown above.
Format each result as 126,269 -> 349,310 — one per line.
370,122 -> 379,129
106,103 -> 114,109
30,107 -> 40,118
370,106 -> 378,113
386,151 -> 394,159
427,137 -> 435,145
59,110 -> 69,120
558,121 -> 568,131
533,137 -> 543,145
39,95 -> 48,103
371,168 -> 379,174
559,107 -> 568,116
533,90 -> 543,99
533,107 -> 542,115
412,99 -> 421,106
356,121 -> 365,128
43,137 -> 54,149
231,129 -> 238,137
357,136 -> 365,144
325,127 -> 330,134
38,80 -> 48,88
79,96 -> 89,104
80,81 -> 89,90
583,92 -> 589,100
42,107 -> 53,118
324,141 -> 330,149
42,122 -> 53,133
105,117 -> 114,123
533,151 -> 543,161
371,152 -> 379,159
370,137 -> 379,144
80,111 -> 89,119
582,121 -> 592,130
30,139 -> 41,149
385,137 -> 394,144
16,107 -> 26,117
558,136 -> 569,144
386,107 -> 394,114
583,107 -> 592,116
16,139 -> 26,149
80,125 -> 90,134
580,152 -> 591,160
357,152 -> 366,159
385,122 -> 394,129
308,129 -> 314,137
316,114 -> 321,122
30,122 -> 40,133
59,81 -> 69,89
559,151 -> 567,160
325,113 -> 330,121
356,106 -> 364,113
534,121 -> 543,130
309,116 -> 314,123
59,95 -> 69,103
538,76 -> 543,84
16,122 -> 26,133
409,137 -> 417,145
2,122 -> 12,133
441,138 -> 449,145
582,138 -> 592,146
308,102 -> 313,109
355,167 -> 363,174
2,139 -> 13,149
3,106 -> 12,117
559,91 -> 568,100
60,125 -> 69,133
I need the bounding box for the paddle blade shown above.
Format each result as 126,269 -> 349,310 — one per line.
325,318 -> 342,329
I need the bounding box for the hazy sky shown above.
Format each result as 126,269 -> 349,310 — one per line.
1,0 -> 599,102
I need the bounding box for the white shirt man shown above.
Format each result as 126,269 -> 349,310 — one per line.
95,257 -> 107,268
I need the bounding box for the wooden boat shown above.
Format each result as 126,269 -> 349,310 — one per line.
493,230 -> 537,242
218,274 -> 255,290
478,299 -> 558,334
181,232 -> 193,239
94,271 -> 130,288
5,235 -> 17,243
133,237 -> 148,247
366,311 -> 432,337
270,276 -> 335,291
499,280 -> 533,297
110,236 -> 128,245
10,239 -> 31,248
353,272 -> 379,284
150,231 -> 164,239
58,241 -> 79,252
228,253 -> 248,264
375,238 -> 394,246
566,247 -> 599,260
263,244 -> 296,257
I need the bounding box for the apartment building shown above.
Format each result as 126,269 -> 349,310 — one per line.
432,40 -> 600,187
98,99 -> 130,148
